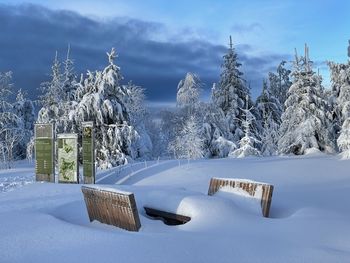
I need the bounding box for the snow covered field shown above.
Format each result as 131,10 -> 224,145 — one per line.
1,155 -> 350,262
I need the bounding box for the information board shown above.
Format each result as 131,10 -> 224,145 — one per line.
35,123 -> 54,182
57,134 -> 79,184
82,122 -> 95,184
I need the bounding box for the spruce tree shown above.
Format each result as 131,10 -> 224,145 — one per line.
202,102 -> 236,158
13,89 -> 35,159
176,72 -> 202,116
212,36 -> 251,143
230,96 -> 261,158
328,43 -> 350,157
37,47 -> 78,133
278,45 -> 335,155
37,51 -> 62,129
256,79 -> 282,155
268,61 -> 292,107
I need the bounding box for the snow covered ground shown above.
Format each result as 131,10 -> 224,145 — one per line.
0,160 -> 35,193
1,155 -> 350,262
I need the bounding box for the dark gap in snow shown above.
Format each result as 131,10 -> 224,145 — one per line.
144,207 -> 191,226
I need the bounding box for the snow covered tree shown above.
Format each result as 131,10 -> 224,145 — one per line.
278,45 -> 335,155
337,119 -> 350,158
127,82 -> 152,159
202,102 -> 236,158
176,72 -> 202,116
256,79 -> 282,126
328,47 -> 350,157
37,51 -> 62,127
144,117 -> 166,158
0,72 -> 22,168
255,79 -> 282,155
268,60 -> 292,107
230,96 -> 261,158
260,112 -> 280,156
212,36 -> 251,143
74,48 -> 139,168
168,115 -> 204,159
37,47 -> 78,133
62,45 -> 77,102
13,89 -> 35,159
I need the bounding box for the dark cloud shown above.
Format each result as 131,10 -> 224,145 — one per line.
0,3 -> 289,103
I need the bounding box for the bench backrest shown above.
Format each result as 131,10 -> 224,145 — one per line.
81,186 -> 141,231
208,178 -> 274,217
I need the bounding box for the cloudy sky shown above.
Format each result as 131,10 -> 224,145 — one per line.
0,0 -> 349,105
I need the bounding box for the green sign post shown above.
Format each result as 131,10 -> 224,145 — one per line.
35,123 -> 55,182
57,134 -> 79,184
82,122 -> 95,184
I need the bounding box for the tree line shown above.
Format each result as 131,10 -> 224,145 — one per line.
0,38 -> 349,168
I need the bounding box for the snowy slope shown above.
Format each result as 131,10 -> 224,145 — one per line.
1,156 -> 350,262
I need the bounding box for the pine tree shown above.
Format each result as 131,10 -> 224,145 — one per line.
261,112 -> 279,156
37,51 -> 62,127
230,96 -> 261,158
176,72 -> 202,116
268,60 -> 292,107
13,89 -> 35,159
212,36 -> 251,143
278,45 -> 335,155
256,79 -> 282,155
38,47 -> 78,134
62,45 -> 77,102
202,102 -> 236,158
337,119 -> 350,158
328,44 -> 350,157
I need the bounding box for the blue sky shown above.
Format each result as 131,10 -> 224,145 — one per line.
0,0 -> 349,104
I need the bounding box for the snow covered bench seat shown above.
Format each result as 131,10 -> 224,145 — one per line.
208,178 -> 274,217
81,186 -> 141,232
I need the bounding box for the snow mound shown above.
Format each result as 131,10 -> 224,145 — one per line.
1,157 -> 350,263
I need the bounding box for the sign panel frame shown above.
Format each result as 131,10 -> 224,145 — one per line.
57,133 -> 79,184
35,123 -> 55,182
82,122 -> 95,184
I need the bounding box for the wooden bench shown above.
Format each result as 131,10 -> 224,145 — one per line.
208,177 -> 274,217
81,186 -> 141,232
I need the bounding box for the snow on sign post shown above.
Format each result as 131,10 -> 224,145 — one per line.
57,134 -> 79,184
82,122 -> 95,184
35,123 -> 55,182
